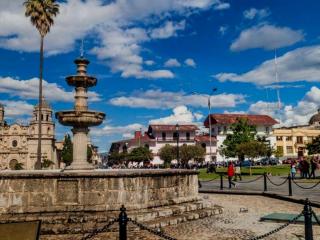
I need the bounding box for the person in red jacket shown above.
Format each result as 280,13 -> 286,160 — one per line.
227,161 -> 236,188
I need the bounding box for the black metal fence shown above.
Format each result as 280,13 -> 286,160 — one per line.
199,173 -> 320,196
82,205 -> 177,240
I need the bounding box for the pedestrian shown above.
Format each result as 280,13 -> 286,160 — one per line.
234,161 -> 242,181
227,161 -> 236,188
310,157 -> 317,179
290,162 -> 296,180
304,158 -> 310,179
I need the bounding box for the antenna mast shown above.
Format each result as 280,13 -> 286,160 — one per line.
274,49 -> 282,124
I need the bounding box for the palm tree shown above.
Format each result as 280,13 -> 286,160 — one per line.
24,0 -> 59,169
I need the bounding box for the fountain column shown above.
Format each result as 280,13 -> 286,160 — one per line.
56,57 -> 105,170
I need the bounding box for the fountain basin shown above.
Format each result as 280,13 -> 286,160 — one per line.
66,75 -> 97,87
0,169 -> 199,213
55,110 -> 105,127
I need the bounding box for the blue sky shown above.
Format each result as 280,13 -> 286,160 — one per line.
1,0 -> 320,152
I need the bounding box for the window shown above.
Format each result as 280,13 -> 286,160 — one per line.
276,136 -> 283,141
186,132 -> 190,140
173,132 -> 178,140
201,143 -> 206,149
46,115 -> 49,121
265,127 -> 270,133
12,140 -> 18,147
162,132 -> 166,141
218,127 -> 222,134
286,136 -> 292,141
277,146 -> 283,154
144,144 -> 149,149
41,114 -> 44,121
296,136 -> 303,144
286,146 -> 293,154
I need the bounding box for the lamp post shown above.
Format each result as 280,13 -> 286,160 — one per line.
175,123 -> 180,164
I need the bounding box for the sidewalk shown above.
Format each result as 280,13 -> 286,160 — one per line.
199,175 -> 320,205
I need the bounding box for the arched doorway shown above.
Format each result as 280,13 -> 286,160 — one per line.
9,159 -> 18,170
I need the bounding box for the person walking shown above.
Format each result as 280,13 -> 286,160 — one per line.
227,161 -> 236,188
310,157 -> 317,179
234,161 -> 242,181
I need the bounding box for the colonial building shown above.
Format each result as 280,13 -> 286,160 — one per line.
273,110 -> 320,157
204,114 -> 278,162
0,99 -> 58,170
109,124 -> 214,164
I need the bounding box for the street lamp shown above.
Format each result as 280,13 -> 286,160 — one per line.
175,123 -> 180,164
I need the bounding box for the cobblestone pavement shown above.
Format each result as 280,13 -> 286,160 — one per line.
54,194 -> 320,240
200,175 -> 320,204
161,194 -> 320,240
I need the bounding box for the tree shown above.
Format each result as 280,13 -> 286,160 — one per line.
274,147 -> 284,158
14,162 -> 24,170
235,141 -> 270,160
128,146 -> 153,163
220,118 -> 256,161
24,0 -> 59,169
159,144 -> 175,167
108,152 -> 127,166
179,145 -> 206,165
306,136 -> 320,155
61,134 -> 73,166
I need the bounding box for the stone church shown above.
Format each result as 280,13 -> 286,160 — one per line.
0,99 -> 58,170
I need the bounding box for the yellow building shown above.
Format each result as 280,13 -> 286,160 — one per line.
274,110 -> 320,157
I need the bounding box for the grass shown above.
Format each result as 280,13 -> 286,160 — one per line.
198,165 -> 291,180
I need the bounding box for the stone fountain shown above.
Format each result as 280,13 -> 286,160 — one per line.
55,57 -> 105,170
0,56 -> 221,240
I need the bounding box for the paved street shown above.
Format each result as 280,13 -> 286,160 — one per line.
200,175 -> 320,204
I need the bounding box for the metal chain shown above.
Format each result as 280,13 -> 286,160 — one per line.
82,219 -> 118,240
312,210 -> 320,226
266,175 -> 288,186
236,175 -> 264,184
129,218 -> 177,240
292,179 -> 320,190
199,176 -> 220,182
249,212 -> 304,240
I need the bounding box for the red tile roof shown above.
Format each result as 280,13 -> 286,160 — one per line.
204,114 -> 278,127
148,124 -> 199,132
194,134 -> 216,142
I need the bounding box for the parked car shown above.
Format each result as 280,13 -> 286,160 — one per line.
241,160 -> 252,167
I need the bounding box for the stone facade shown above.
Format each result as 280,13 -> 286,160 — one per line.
0,100 -> 57,170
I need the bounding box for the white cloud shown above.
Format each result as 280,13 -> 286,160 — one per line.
243,8 -> 270,20
213,1 -> 230,10
145,60 -> 155,66
90,123 -> 144,138
0,0 -> 229,80
164,58 -> 181,67
109,89 -> 245,109
215,45 -> 320,85
248,86 -> 320,127
0,76 -> 101,102
149,105 -> 198,124
184,58 -> 196,67
230,24 -> 304,51
1,100 -> 34,118
219,25 -> 228,35
150,20 -> 186,39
